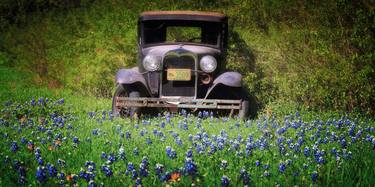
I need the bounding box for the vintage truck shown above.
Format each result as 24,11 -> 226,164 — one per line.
112,11 -> 250,118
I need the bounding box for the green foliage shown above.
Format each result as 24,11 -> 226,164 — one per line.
0,0 -> 374,116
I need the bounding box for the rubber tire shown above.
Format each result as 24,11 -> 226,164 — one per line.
238,100 -> 249,119
112,84 -> 140,118
237,88 -> 250,120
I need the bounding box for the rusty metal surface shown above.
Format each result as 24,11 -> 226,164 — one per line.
115,97 -> 242,110
140,11 -> 227,22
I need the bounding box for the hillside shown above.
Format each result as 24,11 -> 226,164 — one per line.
0,0 -> 374,116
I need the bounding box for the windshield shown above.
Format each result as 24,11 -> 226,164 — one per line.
141,20 -> 221,46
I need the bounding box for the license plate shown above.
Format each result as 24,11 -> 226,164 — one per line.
167,69 -> 191,81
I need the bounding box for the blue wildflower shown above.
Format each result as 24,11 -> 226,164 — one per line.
240,169 -> 250,185
311,171 -> 318,182
88,180 -> 96,187
126,162 -> 135,175
107,154 -> 116,164
184,158 -> 197,175
155,163 -> 164,176
101,165 -> 113,177
10,141 -> 19,152
255,160 -> 261,167
221,175 -> 230,187
139,163 -> 149,177
36,166 -> 47,183
47,164 -> 57,177
160,172 -> 171,182
72,136 -> 80,144
279,162 -> 286,173
220,160 -> 228,170
57,159 -> 65,167
101,152 -> 107,159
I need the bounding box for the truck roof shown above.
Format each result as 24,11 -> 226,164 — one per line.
139,11 -> 227,22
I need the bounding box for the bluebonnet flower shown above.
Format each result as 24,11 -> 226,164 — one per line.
79,168 -> 88,180
88,180 -> 96,187
133,147 -> 139,156
240,169 -> 250,185
57,98 -> 64,105
108,111 -> 114,120
126,131 -> 131,139
57,171 -> 65,179
311,171 -> 318,182
146,137 -> 152,145
92,129 -> 99,135
36,166 -> 47,183
18,176 -> 27,185
160,172 -> 171,182
186,148 -> 193,158
175,138 -> 183,146
221,175 -> 230,187
208,143 -> 216,155
88,112 -> 96,119
141,156 -> 149,167
10,141 -> 19,152
101,152 -> 107,159
13,159 -> 21,170
220,160 -> 228,170
135,177 -> 142,186
72,136 -> 79,144
57,159 -> 65,167
31,98 -> 36,106
304,146 -> 310,156
47,164 -> 57,177
85,161 -> 96,171
107,154 -> 116,164
101,165 -> 113,177
340,138 -> 347,148
131,169 -> 138,180
126,162 -> 135,175
185,158 -> 197,175
118,147 -> 126,160
155,163 -> 164,176
37,157 -> 44,165
255,160 -> 261,167
139,163 -> 149,177
20,137 -> 27,144
3,156 -> 10,164
166,146 -> 177,159
279,162 -> 286,173
317,156 -> 325,164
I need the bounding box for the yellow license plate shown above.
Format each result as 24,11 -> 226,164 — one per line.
167,69 -> 191,81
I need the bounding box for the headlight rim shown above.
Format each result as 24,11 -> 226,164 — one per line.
142,55 -> 161,72
199,55 -> 217,73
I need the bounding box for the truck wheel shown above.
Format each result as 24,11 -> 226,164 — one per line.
112,84 -> 140,118
237,88 -> 250,119
238,100 -> 249,119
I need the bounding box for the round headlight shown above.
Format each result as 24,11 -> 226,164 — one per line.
143,55 -> 161,71
199,55 -> 217,73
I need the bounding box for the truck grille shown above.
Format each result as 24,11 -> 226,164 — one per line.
161,54 -> 196,97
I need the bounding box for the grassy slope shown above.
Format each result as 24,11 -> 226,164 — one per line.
1,0 -> 374,115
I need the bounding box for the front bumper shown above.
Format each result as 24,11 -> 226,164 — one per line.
115,97 -> 242,110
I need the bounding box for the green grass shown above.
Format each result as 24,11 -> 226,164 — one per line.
0,67 -> 374,186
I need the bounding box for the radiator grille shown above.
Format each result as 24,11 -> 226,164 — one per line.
161,55 -> 196,97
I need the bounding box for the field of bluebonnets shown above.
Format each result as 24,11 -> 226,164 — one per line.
1,97 -> 374,187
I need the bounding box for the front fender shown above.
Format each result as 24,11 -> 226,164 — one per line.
116,67 -> 146,85
115,67 -> 150,95
204,72 -> 242,99
213,72 -> 242,87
